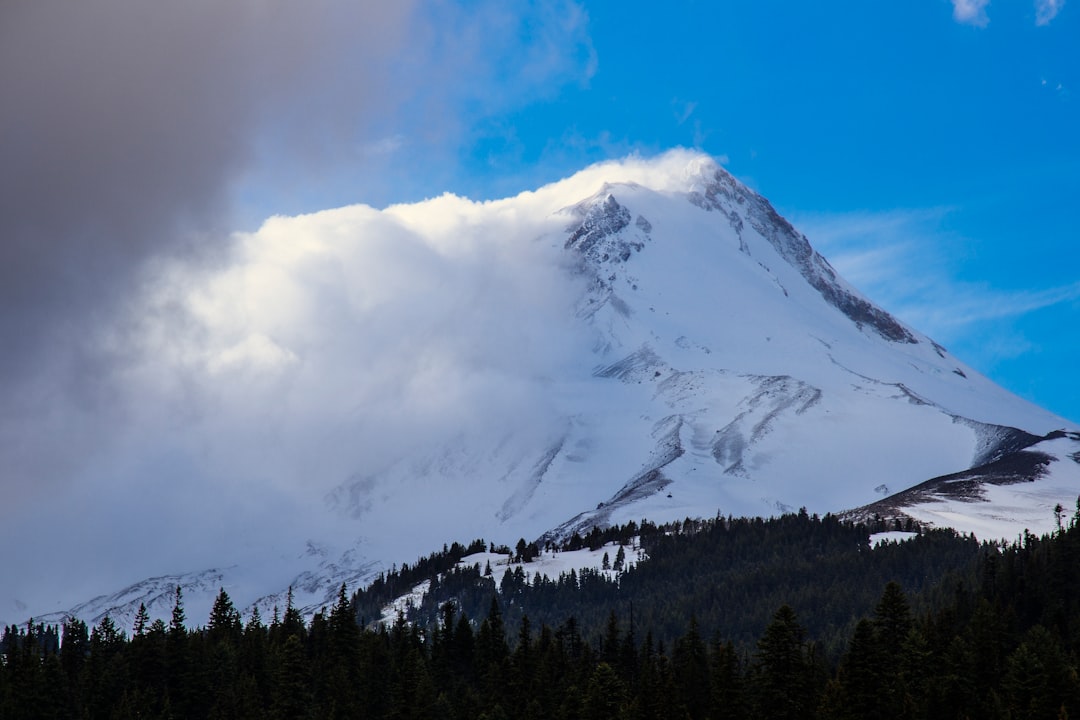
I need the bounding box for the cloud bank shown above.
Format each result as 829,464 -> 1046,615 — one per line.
0,0 -> 595,617
1,162 -> 619,617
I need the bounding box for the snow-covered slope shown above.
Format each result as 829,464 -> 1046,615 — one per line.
11,150 -> 1079,629
371,541 -> 646,628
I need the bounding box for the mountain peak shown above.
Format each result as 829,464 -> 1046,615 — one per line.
692,161 -> 917,344
546,150 -> 915,344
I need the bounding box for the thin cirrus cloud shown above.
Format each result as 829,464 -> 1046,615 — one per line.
796,208 -> 1080,362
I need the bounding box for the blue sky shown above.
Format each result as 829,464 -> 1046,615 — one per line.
313,0 -> 1078,423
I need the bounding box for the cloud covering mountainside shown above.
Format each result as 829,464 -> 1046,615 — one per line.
6,150 -> 1078,629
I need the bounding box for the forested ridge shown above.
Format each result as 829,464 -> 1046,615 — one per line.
5,506 -> 1080,719
385,511 -> 982,657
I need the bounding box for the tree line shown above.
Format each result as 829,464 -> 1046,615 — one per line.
5,505 -> 1080,718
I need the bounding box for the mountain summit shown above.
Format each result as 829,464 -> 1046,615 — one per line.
12,150 -> 1079,628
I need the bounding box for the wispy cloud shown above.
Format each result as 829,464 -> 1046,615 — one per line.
1040,77 -> 1070,100
796,208 -> 1080,363
952,0 -> 991,27
1035,0 -> 1066,25
673,99 -> 698,125
951,0 -> 1066,27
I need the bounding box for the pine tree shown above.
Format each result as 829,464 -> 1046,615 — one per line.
282,586 -> 305,640
453,611 -> 476,683
476,596 -> 509,703
208,587 -> 243,644
92,615 -> 124,655
240,606 -> 270,713
839,618 -> 885,720
601,611 -> 621,666
511,614 -> 535,699
326,583 -> 362,717
87,616 -> 127,718
583,662 -> 627,720
166,585 -> 192,716
271,635 -> 311,720
170,585 -> 186,636
244,605 -> 260,631
710,638 -> 745,720
874,582 -> 912,657
870,581 -> 914,719
60,617 -> 89,686
130,613 -> 169,718
672,617 -> 710,720
752,605 -> 817,720
132,603 -> 149,637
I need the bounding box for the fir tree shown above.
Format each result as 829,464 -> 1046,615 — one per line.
282,586 -> 305,640
169,585 -> 186,636
208,587 -> 242,643
583,662 -> 627,720
132,603 -> 149,637
326,583 -> 362,717
166,585 -> 192,716
671,617 -> 710,720
710,637 -> 745,720
839,618 -> 885,719
752,605 -> 817,720
271,635 -> 311,720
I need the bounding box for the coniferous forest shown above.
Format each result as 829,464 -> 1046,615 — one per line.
6,506 -> 1080,719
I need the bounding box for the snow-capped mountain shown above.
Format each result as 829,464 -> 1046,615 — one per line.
14,150 -> 1079,630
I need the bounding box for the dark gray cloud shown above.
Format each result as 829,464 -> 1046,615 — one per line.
0,1 -> 416,497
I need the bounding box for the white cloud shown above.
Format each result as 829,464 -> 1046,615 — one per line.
1035,0 -> 1065,25
0,163 -> 622,617
952,0 -> 991,26
951,0 -> 1065,27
